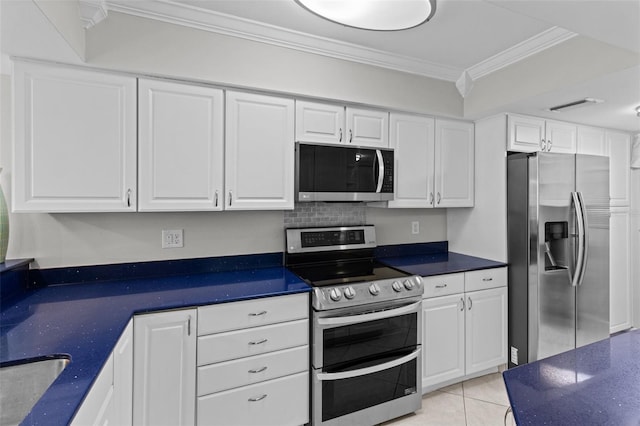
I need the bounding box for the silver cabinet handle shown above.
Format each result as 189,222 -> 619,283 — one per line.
187,315 -> 192,336
468,296 -> 472,310
435,284 -> 447,289
547,138 -> 553,151
437,192 -> 441,205
460,297 -> 465,311
429,192 -> 434,206
249,311 -> 267,317
249,338 -> 268,345
541,139 -> 547,151
248,394 -> 267,402
127,188 -> 131,207
228,191 -> 232,206
349,129 -> 353,143
339,128 -> 343,142
482,277 -> 493,282
214,190 -> 218,207
248,366 -> 268,374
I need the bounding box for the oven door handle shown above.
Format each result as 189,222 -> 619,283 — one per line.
317,301 -> 421,327
316,347 -> 421,381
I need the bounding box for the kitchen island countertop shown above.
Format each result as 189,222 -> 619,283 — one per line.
503,329 -> 640,425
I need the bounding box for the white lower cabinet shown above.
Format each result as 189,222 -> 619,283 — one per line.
133,309 -> 197,426
421,268 -> 507,392
71,321 -> 133,426
196,293 -> 309,426
610,208 -> 632,333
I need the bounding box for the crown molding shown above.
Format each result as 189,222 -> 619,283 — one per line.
466,26 -> 578,81
98,0 -> 576,89
79,0 -> 108,29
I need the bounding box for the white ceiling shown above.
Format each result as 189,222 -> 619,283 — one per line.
2,0 -> 639,132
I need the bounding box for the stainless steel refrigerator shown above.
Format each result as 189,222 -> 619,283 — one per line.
507,152 -> 610,367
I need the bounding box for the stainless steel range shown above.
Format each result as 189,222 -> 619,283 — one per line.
285,225 -> 423,426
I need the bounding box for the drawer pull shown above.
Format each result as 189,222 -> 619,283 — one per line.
249,311 -> 267,317
248,394 -> 267,402
249,366 -> 268,374
482,277 -> 493,282
249,338 -> 268,346
435,284 -> 447,289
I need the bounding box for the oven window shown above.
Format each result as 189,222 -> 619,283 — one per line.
321,356 -> 417,422
323,313 -> 417,370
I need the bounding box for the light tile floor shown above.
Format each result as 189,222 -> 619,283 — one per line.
381,372 -> 516,426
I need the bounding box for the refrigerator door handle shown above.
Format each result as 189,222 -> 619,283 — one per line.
571,191 -> 588,287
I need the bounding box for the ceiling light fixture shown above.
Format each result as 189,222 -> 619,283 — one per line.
295,0 -> 437,31
635,106 -> 640,117
548,97 -> 604,112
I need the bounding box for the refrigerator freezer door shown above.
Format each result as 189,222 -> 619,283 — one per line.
533,153 -> 577,361
575,154 -> 610,348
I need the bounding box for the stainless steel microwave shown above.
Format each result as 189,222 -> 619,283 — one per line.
295,143 -> 394,202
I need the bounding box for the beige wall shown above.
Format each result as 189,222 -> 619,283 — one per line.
1,10 -> 451,269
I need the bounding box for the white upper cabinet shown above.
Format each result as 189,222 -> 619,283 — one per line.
577,126 -> 607,156
507,114 -> 576,153
388,113 -> 435,208
138,79 -> 224,211
295,100 -> 388,148
435,119 -> 475,207
226,91 -> 295,210
388,114 -> 473,208
544,120 -> 577,153
607,131 -> 631,206
13,61 -> 137,212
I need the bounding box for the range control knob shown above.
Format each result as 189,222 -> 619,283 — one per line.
329,288 -> 342,302
344,287 -> 356,299
369,283 -> 380,296
392,281 -> 403,292
403,279 -> 415,290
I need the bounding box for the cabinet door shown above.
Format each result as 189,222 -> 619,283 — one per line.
113,321 -> 133,426
71,355 -> 114,426
577,126 -> 607,156
545,120 -> 576,153
295,100 -> 345,145
13,61 -> 137,212
138,79 -> 224,211
610,208 -> 632,333
507,114 -> 545,152
388,113 -> 435,208
225,91 -> 294,210
346,107 -> 389,148
465,287 -> 507,375
133,310 -> 197,426
608,131 -> 631,207
434,119 -> 474,207
422,294 -> 465,389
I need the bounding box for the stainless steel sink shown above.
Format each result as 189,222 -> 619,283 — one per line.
0,356 -> 70,426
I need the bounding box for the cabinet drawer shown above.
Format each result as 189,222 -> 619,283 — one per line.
198,346 -> 308,396
198,293 -> 308,336
198,319 -> 308,365
422,273 -> 464,298
197,372 -> 309,426
465,267 -> 507,292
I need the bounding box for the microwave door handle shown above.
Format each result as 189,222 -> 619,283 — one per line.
316,348 -> 421,381
375,150 -> 384,193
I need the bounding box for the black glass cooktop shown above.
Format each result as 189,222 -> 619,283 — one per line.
287,259 -> 410,287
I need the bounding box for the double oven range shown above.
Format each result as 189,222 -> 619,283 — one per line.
285,225 -> 423,426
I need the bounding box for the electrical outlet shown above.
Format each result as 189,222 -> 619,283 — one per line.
510,346 -> 519,365
162,229 -> 183,248
411,221 -> 419,235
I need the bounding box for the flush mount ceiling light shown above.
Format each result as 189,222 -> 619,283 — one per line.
548,97 -> 604,112
296,0 -> 437,31
635,106 -> 640,117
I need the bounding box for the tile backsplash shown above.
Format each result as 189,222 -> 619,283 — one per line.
284,202 -> 366,228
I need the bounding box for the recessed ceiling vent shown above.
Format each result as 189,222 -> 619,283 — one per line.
548,98 -> 604,112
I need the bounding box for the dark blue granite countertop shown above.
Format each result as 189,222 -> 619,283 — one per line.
503,329 -> 640,425
379,251 -> 506,277
0,262 -> 310,426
